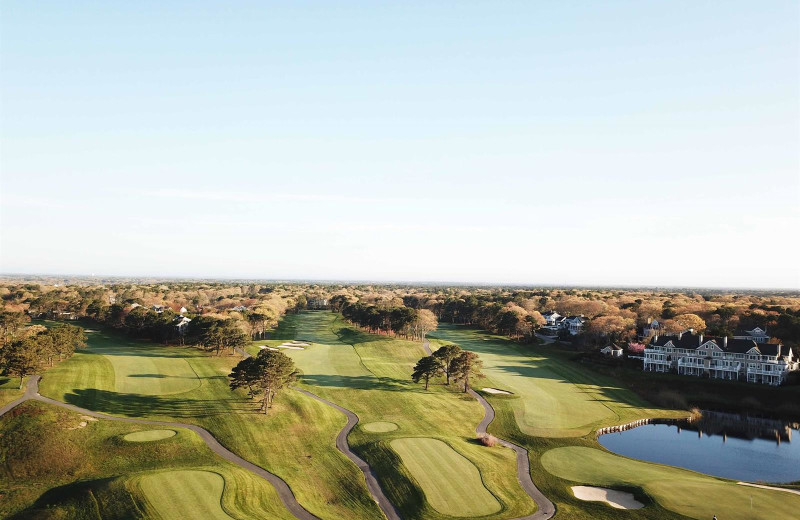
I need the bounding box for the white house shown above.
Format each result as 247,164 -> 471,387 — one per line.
561,315 -> 587,335
643,331 -> 797,386
601,344 -> 623,357
541,311 -> 562,327
179,306 -> 188,314
174,315 -> 191,335
639,318 -> 662,339
733,327 -> 770,344
231,305 -> 248,312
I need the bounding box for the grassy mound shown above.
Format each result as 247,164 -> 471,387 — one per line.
542,446 -> 800,520
137,470 -> 233,519
123,429 -> 176,442
390,438 -> 501,516
362,422 -> 398,432
0,401 -> 294,520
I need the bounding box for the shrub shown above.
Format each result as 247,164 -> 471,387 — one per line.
478,434 -> 497,447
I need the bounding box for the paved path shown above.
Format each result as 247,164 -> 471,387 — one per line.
0,376 -> 319,520
294,388 -> 402,520
422,339 -> 556,520
236,346 -> 401,520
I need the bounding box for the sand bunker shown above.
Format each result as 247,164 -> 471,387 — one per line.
363,422 -> 398,433
571,486 -> 643,509
482,388 -> 512,395
124,430 -> 177,442
277,343 -> 305,350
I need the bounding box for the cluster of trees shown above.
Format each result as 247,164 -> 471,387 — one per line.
411,344 -> 483,392
185,316 -> 249,355
229,350 -> 299,414
429,297 -> 546,341
341,303 -> 438,340
0,310 -> 86,388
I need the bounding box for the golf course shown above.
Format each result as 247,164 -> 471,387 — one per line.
429,324 -> 800,520
3,312 -> 800,520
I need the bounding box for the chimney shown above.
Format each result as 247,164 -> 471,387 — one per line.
699,333 -> 704,345
678,331 -> 683,340
724,336 -> 728,348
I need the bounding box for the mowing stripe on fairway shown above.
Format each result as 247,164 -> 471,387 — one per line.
390,438 -> 501,517
138,470 -> 234,520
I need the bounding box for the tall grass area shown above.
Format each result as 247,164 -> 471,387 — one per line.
268,312 -> 537,520
0,401 -> 294,520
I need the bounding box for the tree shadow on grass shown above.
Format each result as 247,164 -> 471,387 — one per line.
63,388 -> 249,419
299,374 -> 406,391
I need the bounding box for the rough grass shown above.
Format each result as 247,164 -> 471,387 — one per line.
429,325 -> 682,437
0,376 -> 24,408
36,322 -> 382,520
270,311 -> 536,520
0,401 -> 294,520
541,446 -> 800,520
135,470 -> 233,519
390,437 -> 501,517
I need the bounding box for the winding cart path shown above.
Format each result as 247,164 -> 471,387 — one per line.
236,346 -> 401,520
422,339 -> 556,520
0,375 -> 320,520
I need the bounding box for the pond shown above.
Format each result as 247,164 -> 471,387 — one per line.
598,412 -> 800,483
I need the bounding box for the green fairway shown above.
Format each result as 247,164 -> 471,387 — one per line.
37,322 -> 383,520
430,324 -> 676,437
541,446 -> 800,520
137,470 -> 233,519
269,311 -> 537,520
362,422 -> 398,432
391,438 -> 501,517
92,331 -> 201,395
123,429 -> 177,442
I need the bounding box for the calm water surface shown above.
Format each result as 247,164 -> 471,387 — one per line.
598,417 -> 800,483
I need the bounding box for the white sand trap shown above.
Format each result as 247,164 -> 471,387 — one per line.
738,482 -> 800,496
482,387 -> 513,395
277,343 -> 305,350
572,486 -> 643,509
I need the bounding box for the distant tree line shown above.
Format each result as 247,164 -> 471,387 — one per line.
340,302 -> 438,341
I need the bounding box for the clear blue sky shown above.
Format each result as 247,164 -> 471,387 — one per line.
1,1 -> 798,288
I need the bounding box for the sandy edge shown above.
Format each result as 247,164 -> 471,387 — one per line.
737,482 -> 800,496
571,486 -> 643,509
482,387 -> 512,395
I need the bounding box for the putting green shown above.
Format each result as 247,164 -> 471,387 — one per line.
138,470 -> 233,520
430,325 -> 668,437
541,447 -> 800,520
362,422 -> 397,432
390,438 -> 501,517
123,429 -> 177,442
